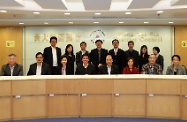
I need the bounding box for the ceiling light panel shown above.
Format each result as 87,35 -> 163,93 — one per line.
128,0 -> 161,9
0,0 -> 23,7
33,0 -> 67,9
83,0 -> 112,10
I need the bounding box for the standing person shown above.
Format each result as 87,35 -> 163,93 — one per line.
75,54 -> 95,75
98,55 -> 119,75
166,55 -> 186,75
43,36 -> 61,75
27,52 -> 51,75
109,39 -> 125,73
64,44 -> 75,75
90,39 -> 108,73
1,53 -> 23,76
139,45 -> 149,72
141,54 -> 162,75
124,41 -> 139,67
153,47 -> 164,70
55,55 -> 72,75
76,41 -> 89,65
122,57 -> 139,74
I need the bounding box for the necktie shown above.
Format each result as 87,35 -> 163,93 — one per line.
98,50 -> 101,62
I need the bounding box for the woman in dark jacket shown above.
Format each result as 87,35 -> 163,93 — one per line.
139,45 -> 149,72
55,55 -> 73,75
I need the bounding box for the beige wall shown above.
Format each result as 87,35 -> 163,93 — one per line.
0,27 -> 22,69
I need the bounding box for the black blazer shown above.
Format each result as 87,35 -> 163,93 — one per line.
90,48 -> 108,70
1,63 -> 23,76
27,63 -> 51,76
139,54 -> 149,72
124,49 -> 139,67
64,54 -> 75,75
43,46 -> 61,68
156,54 -> 164,70
109,48 -> 125,73
98,64 -> 119,75
75,50 -> 89,65
75,64 -> 95,75
55,65 -> 73,75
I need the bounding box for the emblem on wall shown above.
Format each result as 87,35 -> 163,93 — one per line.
90,30 -> 105,43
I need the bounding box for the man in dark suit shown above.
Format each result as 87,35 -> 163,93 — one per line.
76,41 -> 89,65
98,55 -> 119,75
90,39 -> 108,73
124,41 -> 139,67
109,39 -> 125,73
75,54 -> 95,75
43,36 -> 61,75
1,53 -> 23,76
27,52 -> 51,75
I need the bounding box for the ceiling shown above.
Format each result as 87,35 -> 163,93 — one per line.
0,0 -> 187,26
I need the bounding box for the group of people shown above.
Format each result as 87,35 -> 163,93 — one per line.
0,36 -> 186,76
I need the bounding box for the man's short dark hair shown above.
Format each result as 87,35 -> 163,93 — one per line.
50,36 -> 57,43
80,41 -> 87,46
35,52 -> 43,58
172,55 -> 181,61
112,39 -> 119,44
153,47 -> 160,53
8,53 -> 16,57
95,39 -> 103,43
128,40 -> 134,45
81,54 -> 89,59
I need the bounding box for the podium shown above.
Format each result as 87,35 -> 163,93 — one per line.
0,75 -> 187,121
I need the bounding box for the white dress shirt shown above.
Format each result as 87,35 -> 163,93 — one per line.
62,67 -> 66,75
107,66 -> 111,75
51,46 -> 58,66
9,65 -> 15,76
36,64 -> 42,75
114,48 -> 118,55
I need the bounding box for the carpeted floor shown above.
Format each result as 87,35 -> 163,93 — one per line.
9,117 -> 187,122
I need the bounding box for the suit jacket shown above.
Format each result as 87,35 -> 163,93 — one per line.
156,54 -> 164,70
90,48 -> 108,72
139,54 -> 149,72
55,65 -> 73,75
43,46 -> 61,68
98,64 -> 119,75
64,54 -> 75,75
124,49 -> 139,67
75,64 -> 95,75
76,50 -> 89,65
27,63 -> 51,75
1,63 -> 23,76
109,48 -> 125,73
166,64 -> 186,75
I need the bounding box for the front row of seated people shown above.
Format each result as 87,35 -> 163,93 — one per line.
0,52 -> 186,76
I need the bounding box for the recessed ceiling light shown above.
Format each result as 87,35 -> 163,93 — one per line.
64,12 -> 71,15
119,22 -> 124,24
157,10 -> 164,14
95,13 -> 101,15
0,10 -> 7,13
125,12 -> 132,15
33,11 -> 40,14
44,22 -> 49,24
168,22 -> 174,24
69,22 -> 73,24
144,22 -> 149,24
94,22 -> 99,24
19,22 -> 24,25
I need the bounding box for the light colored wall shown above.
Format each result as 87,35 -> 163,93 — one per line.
24,26 -> 174,74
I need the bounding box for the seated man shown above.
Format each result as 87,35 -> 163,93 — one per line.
1,53 -> 23,76
27,52 -> 51,75
141,54 -> 162,75
98,54 -> 119,75
75,54 -> 95,75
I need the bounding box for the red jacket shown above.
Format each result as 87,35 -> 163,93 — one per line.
122,67 -> 140,74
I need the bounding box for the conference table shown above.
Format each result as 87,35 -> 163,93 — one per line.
0,75 -> 187,121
